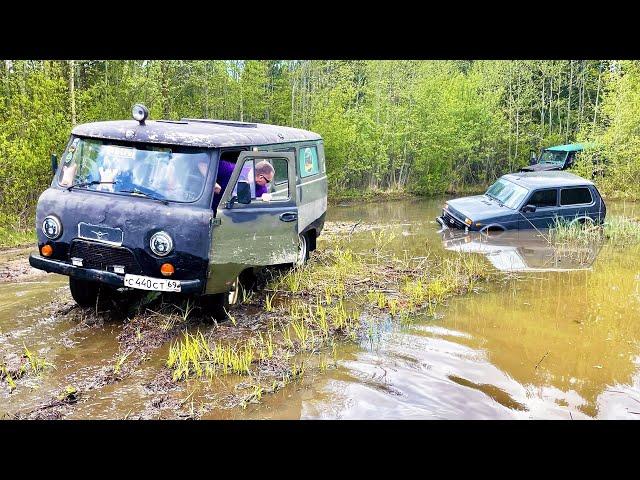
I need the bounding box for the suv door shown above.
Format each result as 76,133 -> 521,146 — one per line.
206,152 -> 298,294
518,188 -> 559,229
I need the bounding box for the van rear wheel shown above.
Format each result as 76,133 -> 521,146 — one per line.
295,233 -> 309,267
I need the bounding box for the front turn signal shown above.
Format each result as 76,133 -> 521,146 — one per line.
41,244 -> 53,257
160,263 -> 175,277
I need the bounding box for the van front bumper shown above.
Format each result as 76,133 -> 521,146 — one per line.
28,254 -> 204,294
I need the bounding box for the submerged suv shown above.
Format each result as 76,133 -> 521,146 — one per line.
437,171 -> 606,232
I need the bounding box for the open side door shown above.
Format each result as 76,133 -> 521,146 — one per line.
206,151 -> 298,294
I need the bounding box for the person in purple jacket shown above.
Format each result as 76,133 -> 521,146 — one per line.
254,160 -> 275,201
211,155 -> 276,210
212,157 -> 236,211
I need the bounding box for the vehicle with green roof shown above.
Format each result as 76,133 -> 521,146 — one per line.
521,143 -> 596,172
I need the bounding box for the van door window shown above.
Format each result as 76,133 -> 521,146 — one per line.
298,146 -> 319,178
528,189 -> 557,208
232,157 -> 289,203
270,158 -> 290,201
560,187 -> 592,206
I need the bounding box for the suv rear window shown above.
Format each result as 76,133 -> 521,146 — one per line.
560,187 -> 592,205
528,189 -> 557,208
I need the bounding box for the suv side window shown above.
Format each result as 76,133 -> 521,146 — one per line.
560,187 -> 592,206
528,189 -> 557,208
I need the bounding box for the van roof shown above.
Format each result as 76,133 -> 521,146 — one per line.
502,171 -> 595,189
72,119 -> 322,148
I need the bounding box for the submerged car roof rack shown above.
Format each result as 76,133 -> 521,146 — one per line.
156,119 -> 189,124
181,118 -> 258,128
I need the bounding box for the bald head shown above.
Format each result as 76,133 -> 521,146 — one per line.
255,160 -> 275,178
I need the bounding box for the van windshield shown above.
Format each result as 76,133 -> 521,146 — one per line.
58,137 -> 210,202
485,178 -> 529,209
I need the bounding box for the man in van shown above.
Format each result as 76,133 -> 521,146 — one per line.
212,157 -> 275,208
254,160 -> 274,202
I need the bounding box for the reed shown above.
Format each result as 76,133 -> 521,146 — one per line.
23,345 -> 53,375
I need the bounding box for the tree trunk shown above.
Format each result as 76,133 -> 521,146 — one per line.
592,61 -> 603,132
566,60 -> 573,142
69,60 -> 76,125
161,61 -> 170,118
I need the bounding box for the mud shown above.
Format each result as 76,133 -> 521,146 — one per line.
0,247 -> 43,283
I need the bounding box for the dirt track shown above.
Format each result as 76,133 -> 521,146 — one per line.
0,246 -> 43,283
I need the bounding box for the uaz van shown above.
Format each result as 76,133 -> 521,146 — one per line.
29,105 -> 327,318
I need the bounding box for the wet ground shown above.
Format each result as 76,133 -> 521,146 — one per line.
2,197 -> 640,419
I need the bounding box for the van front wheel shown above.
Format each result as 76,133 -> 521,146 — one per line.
201,277 -> 240,321
69,278 -> 99,307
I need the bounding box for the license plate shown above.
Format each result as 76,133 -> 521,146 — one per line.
124,274 -> 181,292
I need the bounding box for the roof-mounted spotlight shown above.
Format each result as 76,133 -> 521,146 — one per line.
132,103 -> 149,125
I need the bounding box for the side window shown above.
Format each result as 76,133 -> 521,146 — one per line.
318,141 -> 326,173
272,158 -> 288,185
232,157 -> 289,203
298,146 -> 319,178
528,189 -> 557,208
560,187 -> 592,206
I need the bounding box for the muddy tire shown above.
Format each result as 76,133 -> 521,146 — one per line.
295,233 -> 309,267
69,277 -> 125,309
200,277 -> 240,321
69,277 -> 100,308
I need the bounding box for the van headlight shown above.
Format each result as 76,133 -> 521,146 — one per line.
42,215 -> 62,239
150,231 -> 173,256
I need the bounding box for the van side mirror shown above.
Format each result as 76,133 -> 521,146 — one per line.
523,204 -> 537,213
529,150 -> 537,165
237,181 -> 252,204
51,154 -> 58,174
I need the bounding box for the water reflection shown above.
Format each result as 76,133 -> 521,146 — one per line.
440,229 -> 603,272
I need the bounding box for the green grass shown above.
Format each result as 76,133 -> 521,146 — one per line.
165,226 -> 496,409
550,215 -> 640,246
23,345 -> 53,375
0,227 -> 35,249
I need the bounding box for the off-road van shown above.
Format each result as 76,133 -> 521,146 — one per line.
29,104 -> 327,318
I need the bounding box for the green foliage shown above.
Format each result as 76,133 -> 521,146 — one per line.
1,59 -> 637,238
579,61 -> 640,198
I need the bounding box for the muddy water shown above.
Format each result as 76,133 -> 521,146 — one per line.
2,198 -> 640,419
229,198 -> 640,419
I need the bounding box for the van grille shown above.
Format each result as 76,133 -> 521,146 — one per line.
69,240 -> 142,273
442,210 -> 467,229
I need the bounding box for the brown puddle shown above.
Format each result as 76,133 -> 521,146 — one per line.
2,197 -> 640,419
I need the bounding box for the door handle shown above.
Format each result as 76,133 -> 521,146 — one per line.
279,212 -> 297,222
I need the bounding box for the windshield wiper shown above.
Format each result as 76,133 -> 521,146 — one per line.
486,193 -> 501,203
485,193 -> 505,207
119,189 -> 169,205
66,181 -> 116,191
